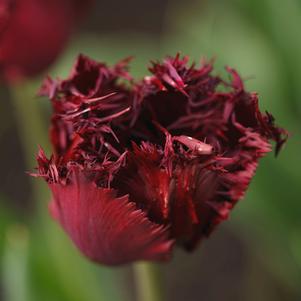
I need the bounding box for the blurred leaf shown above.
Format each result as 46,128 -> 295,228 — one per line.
2,225 -> 30,301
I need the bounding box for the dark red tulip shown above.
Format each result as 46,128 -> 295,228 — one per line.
0,0 -> 92,82
35,54 -> 287,265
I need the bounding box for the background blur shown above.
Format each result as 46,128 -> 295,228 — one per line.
0,0 -> 300,300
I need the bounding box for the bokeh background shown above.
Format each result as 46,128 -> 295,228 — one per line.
0,0 -> 300,300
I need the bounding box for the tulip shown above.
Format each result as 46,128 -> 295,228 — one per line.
35,54 -> 287,265
0,0 -> 92,81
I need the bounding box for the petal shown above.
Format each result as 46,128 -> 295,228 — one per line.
114,143 -> 172,222
59,54 -> 132,97
60,54 -> 106,97
0,1 -> 12,35
49,168 -> 173,265
170,165 -> 218,249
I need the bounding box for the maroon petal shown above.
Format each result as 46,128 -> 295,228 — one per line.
57,54 -> 132,98
49,168 -> 174,265
115,142 -> 172,222
0,1 -> 12,35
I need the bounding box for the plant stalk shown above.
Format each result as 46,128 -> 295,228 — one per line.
133,262 -> 164,301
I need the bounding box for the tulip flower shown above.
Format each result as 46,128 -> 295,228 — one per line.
0,0 -> 92,82
35,54 -> 287,265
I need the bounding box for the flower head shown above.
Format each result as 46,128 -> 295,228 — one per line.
35,54 -> 287,265
0,0 -> 93,82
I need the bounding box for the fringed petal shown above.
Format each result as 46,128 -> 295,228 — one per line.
49,169 -> 174,265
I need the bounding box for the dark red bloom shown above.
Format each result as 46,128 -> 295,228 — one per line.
0,0 -> 92,82
35,54 -> 287,265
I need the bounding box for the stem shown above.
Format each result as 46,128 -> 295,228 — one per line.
133,262 -> 164,301
2,225 -> 29,301
9,81 -> 49,167
9,81 -> 50,214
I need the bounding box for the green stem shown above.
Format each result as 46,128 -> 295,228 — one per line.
9,81 -> 50,215
10,81 -> 49,166
2,225 -> 29,301
133,262 -> 164,301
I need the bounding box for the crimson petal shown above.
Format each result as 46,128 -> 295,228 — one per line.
49,169 -> 174,265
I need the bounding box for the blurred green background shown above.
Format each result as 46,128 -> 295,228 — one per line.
0,0 -> 300,300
